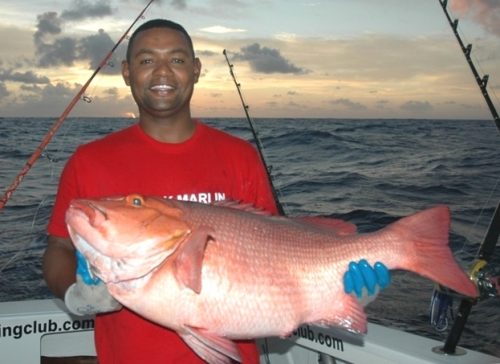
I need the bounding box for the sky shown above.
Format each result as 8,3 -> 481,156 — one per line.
0,0 -> 499,119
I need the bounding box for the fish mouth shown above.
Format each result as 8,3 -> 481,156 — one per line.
68,226 -> 108,278
70,200 -> 108,228
66,201 -> 113,281
66,199 -> 186,284
72,233 -> 176,284
66,200 -> 121,282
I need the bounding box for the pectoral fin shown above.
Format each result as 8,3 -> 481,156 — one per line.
173,226 -> 214,294
181,326 -> 241,364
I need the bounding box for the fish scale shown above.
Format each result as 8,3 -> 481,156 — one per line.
66,194 -> 478,364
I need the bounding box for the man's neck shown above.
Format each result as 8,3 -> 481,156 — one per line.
139,115 -> 196,143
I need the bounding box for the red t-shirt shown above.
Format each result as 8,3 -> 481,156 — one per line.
48,120 -> 278,364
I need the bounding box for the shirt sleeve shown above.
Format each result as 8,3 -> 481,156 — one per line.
47,152 -> 80,238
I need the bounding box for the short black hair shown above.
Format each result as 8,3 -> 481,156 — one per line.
126,19 -> 195,62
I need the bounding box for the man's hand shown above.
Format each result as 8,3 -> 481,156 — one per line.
343,259 -> 390,306
64,251 -> 122,316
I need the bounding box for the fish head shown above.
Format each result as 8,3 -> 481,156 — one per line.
66,194 -> 190,283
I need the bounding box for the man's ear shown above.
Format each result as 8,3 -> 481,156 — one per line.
193,57 -> 201,84
122,60 -> 130,86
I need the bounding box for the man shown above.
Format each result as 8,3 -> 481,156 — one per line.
43,19 -> 388,363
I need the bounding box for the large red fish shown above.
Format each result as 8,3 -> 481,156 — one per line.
66,194 -> 477,364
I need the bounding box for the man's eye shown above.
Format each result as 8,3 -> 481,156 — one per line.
139,58 -> 153,65
172,58 -> 184,64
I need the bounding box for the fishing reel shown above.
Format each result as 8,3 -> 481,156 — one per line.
429,259 -> 499,332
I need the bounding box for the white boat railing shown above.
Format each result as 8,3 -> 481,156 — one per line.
1,298 -> 499,364
0,299 -> 95,363
259,323 -> 500,364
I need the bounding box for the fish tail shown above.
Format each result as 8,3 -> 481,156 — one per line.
389,205 -> 478,297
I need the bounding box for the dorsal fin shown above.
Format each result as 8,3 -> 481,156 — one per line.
213,200 -> 272,216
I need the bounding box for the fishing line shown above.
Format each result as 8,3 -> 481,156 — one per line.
438,0 -> 500,258
447,8 -> 500,115
222,49 -> 287,215
0,196 -> 50,275
223,48 -> 319,363
454,179 -> 500,261
0,1 -> 156,285
431,1 -> 500,354
0,0 -> 156,210
438,0 -> 499,130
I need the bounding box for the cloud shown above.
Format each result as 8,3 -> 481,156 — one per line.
35,25 -> 122,73
329,98 -> 367,111
450,0 -> 500,37
33,11 -> 74,67
376,100 -> 390,109
37,37 -> 78,67
33,2 -> 123,72
169,0 -> 188,10
199,25 -> 246,34
197,50 -> 219,57
287,100 -> 304,108
1,82 -> 77,114
79,29 -> 121,73
0,82 -> 9,98
1,80 -> 134,117
125,0 -> 186,9
400,100 -> 433,113
104,87 -> 119,96
61,0 -> 113,21
0,70 -> 50,84
34,12 -> 62,43
274,33 -> 298,42
232,43 -> 308,74
20,84 -> 42,92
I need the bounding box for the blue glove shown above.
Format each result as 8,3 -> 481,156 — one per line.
75,250 -> 101,285
343,259 -> 390,300
64,250 -> 122,316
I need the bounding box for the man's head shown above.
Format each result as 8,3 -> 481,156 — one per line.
126,19 -> 195,63
121,18 -> 201,125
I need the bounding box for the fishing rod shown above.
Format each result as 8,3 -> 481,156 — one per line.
0,0 -> 155,210
223,50 -> 339,364
430,0 -> 500,355
438,0 -> 500,132
222,49 -> 285,215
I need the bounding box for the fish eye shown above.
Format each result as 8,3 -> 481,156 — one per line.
127,194 -> 144,207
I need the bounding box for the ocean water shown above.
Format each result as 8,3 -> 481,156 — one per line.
0,117 -> 499,356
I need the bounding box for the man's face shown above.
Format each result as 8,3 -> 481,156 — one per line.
122,27 -> 201,119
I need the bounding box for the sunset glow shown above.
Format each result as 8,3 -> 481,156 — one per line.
0,1 -> 499,119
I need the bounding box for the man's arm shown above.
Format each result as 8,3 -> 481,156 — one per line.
42,235 -> 77,299
43,234 -> 122,315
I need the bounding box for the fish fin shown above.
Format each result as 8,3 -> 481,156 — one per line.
173,226 -> 213,294
314,295 -> 367,334
181,327 -> 241,364
292,216 -> 357,235
389,205 -> 478,297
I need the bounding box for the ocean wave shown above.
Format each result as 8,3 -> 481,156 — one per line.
1,117 -> 499,355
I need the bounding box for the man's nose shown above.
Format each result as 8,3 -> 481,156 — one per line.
153,60 -> 173,76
